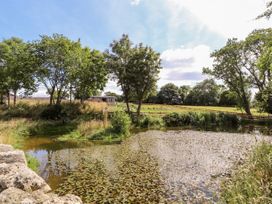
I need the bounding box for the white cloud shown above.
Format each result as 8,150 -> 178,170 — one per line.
131,0 -> 141,6
165,0 -> 271,39
159,45 -> 212,87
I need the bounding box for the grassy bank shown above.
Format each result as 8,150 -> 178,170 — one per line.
221,142 -> 272,204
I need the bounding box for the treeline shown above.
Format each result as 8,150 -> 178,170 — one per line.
1,28 -> 272,118
0,34 -> 161,118
143,79 -> 237,106
0,34 -> 107,106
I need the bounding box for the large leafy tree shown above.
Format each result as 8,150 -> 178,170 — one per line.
203,39 -> 252,116
242,29 -> 272,113
157,83 -> 181,105
106,34 -> 161,116
71,48 -> 108,103
179,85 -> 191,105
0,38 -> 37,106
106,35 -> 133,113
33,34 -> 81,105
128,44 -> 161,116
185,79 -> 221,106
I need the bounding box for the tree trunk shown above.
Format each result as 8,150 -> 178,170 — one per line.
13,90 -> 17,106
242,94 -> 252,118
80,97 -> 84,104
7,91 -> 10,108
56,90 -> 62,105
0,94 -> 3,104
125,100 -> 131,114
69,86 -> 72,104
136,100 -> 142,118
49,93 -> 54,105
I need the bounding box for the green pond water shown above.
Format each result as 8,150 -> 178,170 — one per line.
0,125 -> 271,203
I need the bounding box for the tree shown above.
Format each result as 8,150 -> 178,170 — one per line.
256,1 -> 272,20
203,39 -> 252,116
185,79 -> 220,106
243,29 -> 272,113
33,34 -> 81,105
157,83 -> 181,104
128,44 -> 161,116
106,34 -> 133,113
0,38 -> 37,106
106,34 -> 161,117
71,48 -> 107,103
219,90 -> 238,107
179,85 -> 191,104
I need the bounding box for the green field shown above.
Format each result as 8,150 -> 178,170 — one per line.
122,103 -> 268,117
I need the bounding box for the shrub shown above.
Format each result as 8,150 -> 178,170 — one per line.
111,111 -> 131,137
89,111 -> 131,142
4,103 -> 32,118
138,115 -> 164,128
217,112 -> 240,126
163,112 -> 240,127
39,104 -> 63,120
162,112 -> 183,127
220,143 -> 272,203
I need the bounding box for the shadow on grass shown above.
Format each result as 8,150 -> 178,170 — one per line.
28,120 -> 78,137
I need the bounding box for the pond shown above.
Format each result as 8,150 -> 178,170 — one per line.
1,125 -> 272,203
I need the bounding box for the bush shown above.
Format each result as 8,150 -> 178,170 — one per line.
221,143 -> 272,203
163,112 -> 240,127
4,103 -> 32,118
138,115 -> 164,129
89,111 -> 131,142
39,105 -> 63,120
111,111 -> 131,137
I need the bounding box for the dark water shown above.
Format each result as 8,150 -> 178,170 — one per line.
1,125 -> 271,203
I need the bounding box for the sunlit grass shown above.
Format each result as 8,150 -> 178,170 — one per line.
122,104 -> 268,117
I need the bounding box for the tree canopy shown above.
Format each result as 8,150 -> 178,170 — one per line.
106,34 -> 161,116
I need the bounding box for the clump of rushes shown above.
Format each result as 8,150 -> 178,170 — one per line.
90,111 -> 131,142
220,142 -> 272,204
138,115 -> 164,129
163,112 -> 240,127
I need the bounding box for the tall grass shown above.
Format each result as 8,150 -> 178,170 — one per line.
163,112 -> 240,127
221,142 -> 272,204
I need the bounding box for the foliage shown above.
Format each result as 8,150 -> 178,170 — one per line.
72,49 -> 108,103
219,90 -> 238,107
203,39 -> 252,116
138,115 -> 164,129
163,112 -> 240,127
157,83 -> 181,104
185,79 -> 221,106
26,153 -> 40,172
110,111 -> 131,136
221,142 -> 272,204
90,111 -> 131,142
106,34 -> 162,116
0,38 -> 38,106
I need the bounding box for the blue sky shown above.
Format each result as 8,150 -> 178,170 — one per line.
0,0 -> 271,95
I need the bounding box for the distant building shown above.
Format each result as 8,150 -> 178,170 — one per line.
88,96 -> 116,104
